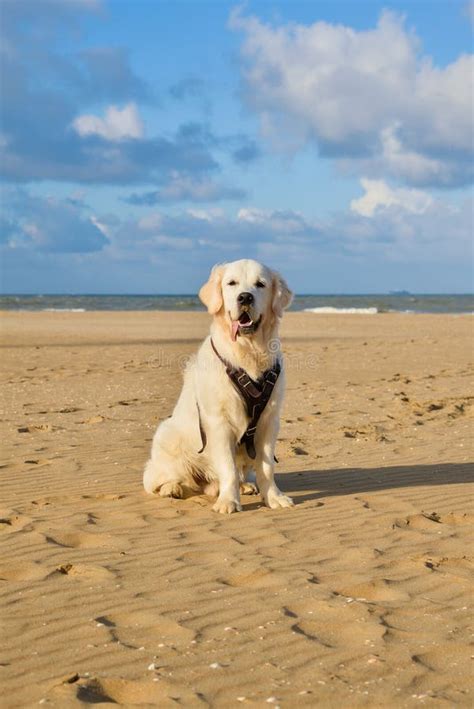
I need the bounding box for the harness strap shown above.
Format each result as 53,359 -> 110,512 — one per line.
196,401 -> 207,454
197,338 -> 281,459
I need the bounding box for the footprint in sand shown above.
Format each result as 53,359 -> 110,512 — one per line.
0,561 -> 49,581
47,675 -> 202,705
0,512 -> 32,533
30,497 -> 54,508
78,415 -> 106,424
220,565 -> 279,589
17,423 -> 55,433
426,402 -> 444,412
85,510 -> 150,530
81,493 -> 126,502
395,511 -> 474,531
96,608 -> 195,647
108,399 -> 140,408
420,554 -> 473,580
450,398 -> 473,417
42,529 -> 120,549
436,511 -> 474,526
336,578 -> 409,602
283,598 -> 385,649
292,446 -> 309,456
54,563 -> 115,582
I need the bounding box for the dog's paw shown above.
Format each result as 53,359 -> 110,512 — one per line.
159,482 -> 184,499
265,491 -> 294,509
240,481 -> 259,495
212,497 -> 242,514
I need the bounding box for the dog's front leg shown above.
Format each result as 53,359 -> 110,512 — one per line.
256,434 -> 294,510
208,425 -> 242,514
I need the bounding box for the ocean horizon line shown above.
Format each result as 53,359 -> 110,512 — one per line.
1,293 -> 473,315
1,292 -> 473,297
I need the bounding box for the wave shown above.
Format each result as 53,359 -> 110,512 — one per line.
43,308 -> 86,312
303,306 -> 378,314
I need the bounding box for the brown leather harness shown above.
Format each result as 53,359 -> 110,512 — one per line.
197,338 -> 281,459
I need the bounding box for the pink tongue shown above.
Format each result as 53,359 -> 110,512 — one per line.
231,321 -> 240,342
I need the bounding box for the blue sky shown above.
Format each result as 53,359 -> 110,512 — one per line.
0,0 -> 472,294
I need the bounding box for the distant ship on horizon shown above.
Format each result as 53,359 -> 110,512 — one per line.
389,290 -> 411,295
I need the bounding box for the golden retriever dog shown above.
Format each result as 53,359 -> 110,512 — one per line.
143,259 -> 294,513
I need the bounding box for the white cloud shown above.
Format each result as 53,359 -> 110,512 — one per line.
186,207 -> 225,221
231,9 -> 474,187
138,213 -> 164,231
5,177 -> 470,273
2,188 -> 108,253
125,173 -> 246,205
72,103 -> 144,141
237,207 -> 271,223
159,173 -> 243,202
333,186 -> 471,263
110,182 -> 471,267
379,124 -> 452,186
153,235 -> 193,250
350,178 -> 433,217
237,207 -> 308,233
90,215 -> 112,237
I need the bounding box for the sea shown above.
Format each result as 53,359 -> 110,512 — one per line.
0,294 -> 472,314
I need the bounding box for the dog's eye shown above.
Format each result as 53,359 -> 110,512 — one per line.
227,280 -> 237,286
255,281 -> 266,288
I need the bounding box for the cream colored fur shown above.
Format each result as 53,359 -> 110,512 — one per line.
143,259 -> 293,514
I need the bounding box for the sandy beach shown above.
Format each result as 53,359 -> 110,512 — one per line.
1,310 -> 473,708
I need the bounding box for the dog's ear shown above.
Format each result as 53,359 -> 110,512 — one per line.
271,271 -> 293,318
199,264 -> 226,314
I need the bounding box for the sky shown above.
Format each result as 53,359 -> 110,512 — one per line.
0,0 -> 473,294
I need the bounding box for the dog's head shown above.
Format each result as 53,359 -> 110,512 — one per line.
199,259 -> 293,341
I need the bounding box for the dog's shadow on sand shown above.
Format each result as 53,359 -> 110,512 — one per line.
273,462 -> 474,506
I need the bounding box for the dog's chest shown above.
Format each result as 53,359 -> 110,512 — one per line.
221,377 -> 251,433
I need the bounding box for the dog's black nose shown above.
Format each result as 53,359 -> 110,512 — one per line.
237,292 -> 254,306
